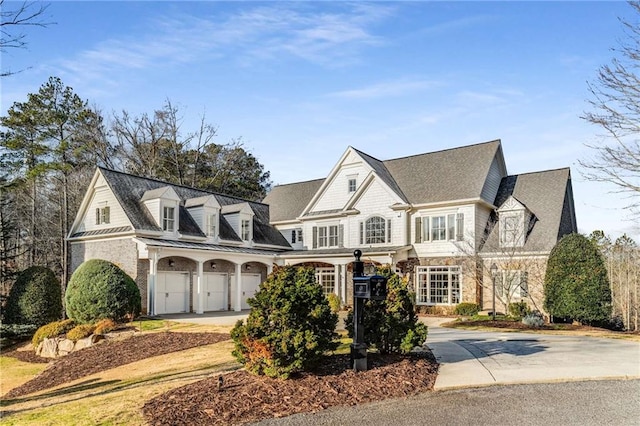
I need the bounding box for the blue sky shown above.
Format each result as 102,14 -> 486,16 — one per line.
2,1 -> 637,240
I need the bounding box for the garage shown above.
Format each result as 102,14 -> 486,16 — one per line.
193,272 -> 228,312
156,271 -> 190,314
230,273 -> 262,310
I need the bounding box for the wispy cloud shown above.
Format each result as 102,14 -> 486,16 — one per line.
327,78 -> 441,99
54,3 -> 395,90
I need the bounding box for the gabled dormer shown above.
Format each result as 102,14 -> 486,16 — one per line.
497,196 -> 531,248
141,186 -> 181,236
221,203 -> 254,244
185,195 -> 221,241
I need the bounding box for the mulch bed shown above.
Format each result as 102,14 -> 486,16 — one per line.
142,351 -> 438,426
448,320 -> 616,332
4,332 -> 229,398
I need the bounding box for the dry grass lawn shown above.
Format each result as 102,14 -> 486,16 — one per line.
1,324 -> 239,426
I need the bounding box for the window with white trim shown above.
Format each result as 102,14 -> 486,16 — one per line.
241,219 -> 251,241
315,267 -> 336,295
416,266 -> 461,305
415,213 -> 464,243
359,216 -> 391,245
206,213 -> 217,237
162,206 -> 175,232
494,270 -> 528,299
500,214 -> 523,247
348,178 -> 357,193
313,225 -> 342,248
95,206 -> 110,225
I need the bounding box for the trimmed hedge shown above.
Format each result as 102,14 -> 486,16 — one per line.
4,266 -> 62,327
454,302 -> 480,316
65,259 -> 141,324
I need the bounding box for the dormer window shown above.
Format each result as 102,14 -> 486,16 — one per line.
206,213 -> 217,237
241,219 -> 251,241
497,196 -> 530,248
163,206 -> 175,232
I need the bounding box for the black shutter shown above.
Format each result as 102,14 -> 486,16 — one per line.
96,208 -> 101,225
456,213 -> 464,241
291,229 -> 296,243
339,224 -> 344,247
312,226 -> 318,249
415,217 -> 421,243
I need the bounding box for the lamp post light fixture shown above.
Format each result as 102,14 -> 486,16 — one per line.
490,263 -> 498,321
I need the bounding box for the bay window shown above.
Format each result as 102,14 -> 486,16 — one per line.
416,266 -> 461,305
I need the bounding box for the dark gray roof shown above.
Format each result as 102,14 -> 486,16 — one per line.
71,226 -> 132,238
264,140 -> 502,221
383,140 -> 500,204
352,147 -> 408,202
98,168 -> 290,248
135,237 -> 287,255
263,178 -> 324,222
481,168 -> 577,252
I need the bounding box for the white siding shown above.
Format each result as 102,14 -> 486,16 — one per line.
480,155 -> 505,203
189,207 -> 204,230
411,204 -> 475,257
77,187 -> 131,233
143,199 -> 161,226
348,179 -> 403,247
311,163 -> 368,213
224,213 -> 240,236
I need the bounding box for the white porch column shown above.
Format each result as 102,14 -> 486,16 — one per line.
234,262 -> 243,311
196,260 -> 204,314
267,263 -> 273,276
148,251 -> 159,316
334,265 -> 340,297
341,262 -> 348,304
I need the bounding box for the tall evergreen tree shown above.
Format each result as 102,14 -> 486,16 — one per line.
544,233 -> 612,324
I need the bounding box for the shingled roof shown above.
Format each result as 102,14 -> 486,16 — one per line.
481,168 -> 576,252
264,140 -> 502,221
97,168 -> 290,248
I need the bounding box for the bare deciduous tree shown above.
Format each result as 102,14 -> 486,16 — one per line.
581,2 -> 640,213
1,0 -> 52,77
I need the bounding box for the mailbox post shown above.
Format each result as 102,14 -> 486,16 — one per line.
350,250 -> 387,372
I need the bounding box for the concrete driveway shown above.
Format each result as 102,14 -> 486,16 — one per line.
423,318 -> 640,390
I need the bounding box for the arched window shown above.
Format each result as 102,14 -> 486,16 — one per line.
365,216 -> 386,244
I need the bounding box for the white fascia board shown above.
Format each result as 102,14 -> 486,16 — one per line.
300,146 -> 368,217
296,209 -> 360,222
411,197 -> 495,211
68,231 -> 135,243
68,168 -> 102,238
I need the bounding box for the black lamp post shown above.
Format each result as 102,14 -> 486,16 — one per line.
490,263 -> 498,320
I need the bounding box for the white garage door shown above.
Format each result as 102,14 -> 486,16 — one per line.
230,273 -> 262,310
156,272 -> 189,314
192,273 -> 227,312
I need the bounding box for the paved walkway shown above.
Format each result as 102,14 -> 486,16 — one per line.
423,317 -> 640,390
162,312 -> 640,390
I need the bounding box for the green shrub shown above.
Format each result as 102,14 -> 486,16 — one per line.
544,233 -> 612,325
67,324 -> 96,341
94,318 -> 117,335
345,266 -> 428,354
231,266 -> 339,379
4,266 -> 61,327
32,319 -> 75,346
454,302 -> 480,316
522,312 -> 544,328
65,259 -> 141,324
508,301 -> 531,319
326,293 -> 341,313
0,323 -> 39,340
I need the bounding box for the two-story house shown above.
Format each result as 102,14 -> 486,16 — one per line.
263,140 -> 577,313
68,139 -> 576,316
68,168 -> 291,315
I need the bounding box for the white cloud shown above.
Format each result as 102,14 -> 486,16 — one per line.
53,3 -> 394,89
327,78 -> 441,99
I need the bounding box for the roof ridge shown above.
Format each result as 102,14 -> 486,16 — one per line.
382,139 -> 501,163
505,167 -> 570,178
98,166 -> 269,206
270,177 -> 325,188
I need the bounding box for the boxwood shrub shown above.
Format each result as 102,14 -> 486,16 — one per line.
65,259 -> 141,324
4,266 -> 62,327
454,302 -> 480,317
32,319 -> 76,346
